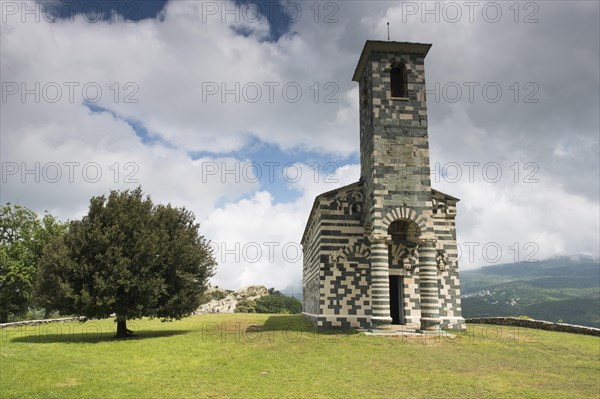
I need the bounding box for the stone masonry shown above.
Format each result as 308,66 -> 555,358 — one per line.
301,41 -> 465,331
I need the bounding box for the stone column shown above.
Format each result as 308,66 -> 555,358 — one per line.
370,235 -> 393,329
418,239 -> 441,332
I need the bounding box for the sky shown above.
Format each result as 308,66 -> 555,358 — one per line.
1,0 -> 599,293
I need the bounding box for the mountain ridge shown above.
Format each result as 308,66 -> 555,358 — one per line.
460,255 -> 600,327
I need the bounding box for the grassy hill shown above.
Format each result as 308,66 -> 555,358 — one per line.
461,256 -> 600,327
1,314 -> 599,398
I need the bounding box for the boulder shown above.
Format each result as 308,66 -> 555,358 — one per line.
194,285 -> 268,314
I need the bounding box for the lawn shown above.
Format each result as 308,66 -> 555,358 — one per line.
1,314 -> 598,398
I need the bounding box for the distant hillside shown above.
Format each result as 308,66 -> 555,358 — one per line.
460,256 -> 600,327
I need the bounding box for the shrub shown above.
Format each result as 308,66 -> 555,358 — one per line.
235,299 -> 257,313
253,291 -> 302,314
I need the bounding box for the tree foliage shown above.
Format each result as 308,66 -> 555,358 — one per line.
234,299 -> 257,313
235,291 -> 301,314
0,203 -> 66,322
255,292 -> 302,314
38,187 -> 216,337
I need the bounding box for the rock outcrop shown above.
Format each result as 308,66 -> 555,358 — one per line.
194,285 -> 268,314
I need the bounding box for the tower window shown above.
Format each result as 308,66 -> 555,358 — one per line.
391,63 -> 408,98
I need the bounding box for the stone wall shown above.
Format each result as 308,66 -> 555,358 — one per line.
466,317 -> 600,337
302,182 -> 373,329
0,316 -> 87,329
301,196 -> 322,316
431,190 -> 464,330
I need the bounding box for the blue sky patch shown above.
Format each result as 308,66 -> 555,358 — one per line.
48,0 -> 291,40
45,0 -> 168,22
84,103 -> 174,148
191,138 -> 358,203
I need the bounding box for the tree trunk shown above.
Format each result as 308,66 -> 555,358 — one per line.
43,309 -> 52,319
0,311 -> 8,324
115,316 -> 132,338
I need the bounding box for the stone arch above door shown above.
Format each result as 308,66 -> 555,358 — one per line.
382,206 -> 427,232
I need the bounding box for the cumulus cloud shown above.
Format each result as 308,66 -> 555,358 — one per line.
1,0 -> 361,155
202,163 -> 360,291
1,0 -> 598,290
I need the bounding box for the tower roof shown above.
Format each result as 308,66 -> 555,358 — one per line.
352,40 -> 432,82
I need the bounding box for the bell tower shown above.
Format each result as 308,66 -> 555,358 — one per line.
353,40 -> 433,232
352,41 -> 439,330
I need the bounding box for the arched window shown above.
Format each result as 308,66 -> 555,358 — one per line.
388,219 -> 420,243
390,63 -> 408,98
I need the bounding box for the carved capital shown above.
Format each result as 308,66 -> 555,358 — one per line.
370,234 -> 392,244
417,238 -> 437,247
396,244 -> 419,272
436,249 -> 448,271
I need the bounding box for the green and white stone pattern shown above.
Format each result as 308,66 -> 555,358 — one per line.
301,41 -> 465,331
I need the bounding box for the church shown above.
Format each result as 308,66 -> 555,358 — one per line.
301,41 -> 465,331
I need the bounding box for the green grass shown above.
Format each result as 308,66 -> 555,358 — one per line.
1,314 -> 599,398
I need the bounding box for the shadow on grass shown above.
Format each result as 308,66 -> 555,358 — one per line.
5,327 -> 190,344
263,315 -> 358,336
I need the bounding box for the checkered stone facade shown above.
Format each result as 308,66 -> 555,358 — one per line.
302,41 -> 465,331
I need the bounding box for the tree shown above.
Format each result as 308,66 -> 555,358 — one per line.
234,299 -> 257,313
0,204 -> 38,322
280,294 -> 302,314
0,204 -> 65,323
38,187 -> 216,338
32,214 -> 68,318
253,291 -> 302,314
